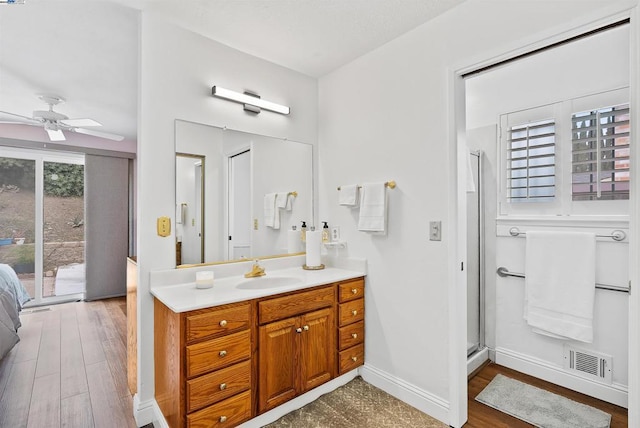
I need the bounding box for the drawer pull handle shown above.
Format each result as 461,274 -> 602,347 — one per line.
303,325 -> 309,331
219,319 -> 228,327
219,350 -> 227,357
296,327 -> 302,333
351,333 -> 358,339
351,288 -> 358,294
351,356 -> 358,362
352,310 -> 358,316
219,383 -> 227,391
219,416 -> 227,423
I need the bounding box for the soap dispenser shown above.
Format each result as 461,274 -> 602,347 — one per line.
300,221 -> 307,243
322,221 -> 330,243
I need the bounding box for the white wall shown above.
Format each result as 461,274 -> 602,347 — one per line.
137,14 -> 317,424
466,25 -> 631,402
318,0 -> 637,422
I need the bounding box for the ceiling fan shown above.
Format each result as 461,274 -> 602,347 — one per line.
0,94 -> 124,142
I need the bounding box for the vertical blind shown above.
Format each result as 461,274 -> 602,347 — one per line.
507,119 -> 556,201
571,104 -> 630,200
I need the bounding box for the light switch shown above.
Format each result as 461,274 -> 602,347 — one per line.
157,216 -> 171,237
429,221 -> 441,241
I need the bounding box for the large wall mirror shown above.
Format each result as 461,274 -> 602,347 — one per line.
175,120 -> 313,267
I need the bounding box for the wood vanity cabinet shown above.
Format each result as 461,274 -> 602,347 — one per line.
155,299 -> 253,428
337,278 -> 365,374
258,285 -> 335,412
154,276 -> 364,428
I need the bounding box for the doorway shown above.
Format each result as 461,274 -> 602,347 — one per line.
0,147 -> 85,306
228,149 -> 251,260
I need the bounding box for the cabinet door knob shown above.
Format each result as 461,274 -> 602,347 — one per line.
351,356 -> 358,362
219,416 -> 227,423
303,325 -> 309,331
352,310 -> 358,316
351,333 -> 358,339
219,319 -> 228,327
351,288 -> 358,294
296,327 -> 302,333
219,350 -> 227,357
219,383 -> 227,391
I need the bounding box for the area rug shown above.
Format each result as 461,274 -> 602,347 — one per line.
475,374 -> 611,428
265,376 -> 446,428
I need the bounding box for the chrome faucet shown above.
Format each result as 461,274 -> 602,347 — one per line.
244,259 -> 266,278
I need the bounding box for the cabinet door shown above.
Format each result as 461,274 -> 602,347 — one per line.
299,308 -> 334,392
258,317 -> 298,413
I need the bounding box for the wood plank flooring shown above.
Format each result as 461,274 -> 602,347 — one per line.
466,362 -> 628,427
0,298 -> 138,428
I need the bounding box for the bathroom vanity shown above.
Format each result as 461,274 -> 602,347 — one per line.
151,264 -> 365,428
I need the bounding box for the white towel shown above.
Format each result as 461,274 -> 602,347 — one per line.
339,184 -> 360,207
524,231 -> 596,343
357,182 -> 387,234
264,193 -> 277,229
275,192 -> 292,211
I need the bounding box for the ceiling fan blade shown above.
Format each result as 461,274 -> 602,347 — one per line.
0,110 -> 39,123
74,127 -> 124,141
46,128 -> 66,141
60,118 -> 102,127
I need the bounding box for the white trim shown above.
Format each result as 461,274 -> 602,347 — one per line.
628,5 -> 640,427
239,371 -> 358,427
360,364 -> 450,425
495,347 -> 628,408
133,394 -> 159,428
467,347 -> 490,376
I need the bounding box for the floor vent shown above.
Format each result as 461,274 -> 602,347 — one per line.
563,345 -> 612,384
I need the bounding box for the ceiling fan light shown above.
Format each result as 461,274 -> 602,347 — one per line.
45,128 -> 66,141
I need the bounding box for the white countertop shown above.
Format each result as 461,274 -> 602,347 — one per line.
150,265 -> 365,313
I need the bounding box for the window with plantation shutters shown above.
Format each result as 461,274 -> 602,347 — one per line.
507,119 -> 556,202
571,104 -> 630,201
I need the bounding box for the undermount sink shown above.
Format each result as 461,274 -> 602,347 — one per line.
235,276 -> 302,290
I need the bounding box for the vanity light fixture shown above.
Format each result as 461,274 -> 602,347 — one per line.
211,86 -> 290,115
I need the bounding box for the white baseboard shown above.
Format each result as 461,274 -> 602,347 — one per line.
238,371 -> 359,427
467,347 -> 490,376
495,347 -> 628,408
133,394 -> 163,427
359,363 -> 450,425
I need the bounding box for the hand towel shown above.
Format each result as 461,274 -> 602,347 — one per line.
339,184 -> 359,207
275,192 -> 292,211
264,193 -> 277,229
357,182 -> 387,234
524,231 -> 596,343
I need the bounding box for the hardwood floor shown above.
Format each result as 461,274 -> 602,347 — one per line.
0,298 -> 138,428
466,362 -> 628,427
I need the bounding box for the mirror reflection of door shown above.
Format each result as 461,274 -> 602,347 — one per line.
176,154 -> 204,265
228,150 -> 251,259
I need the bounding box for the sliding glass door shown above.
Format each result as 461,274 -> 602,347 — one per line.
0,147 -> 85,306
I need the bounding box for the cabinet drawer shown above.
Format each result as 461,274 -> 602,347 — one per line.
338,320 -> 364,351
187,360 -> 251,413
259,285 -> 333,324
187,389 -> 251,428
186,330 -> 251,378
338,343 -> 364,375
338,298 -> 364,326
338,278 -> 364,303
186,303 -> 250,343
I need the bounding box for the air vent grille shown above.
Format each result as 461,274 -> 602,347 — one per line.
563,345 -> 612,384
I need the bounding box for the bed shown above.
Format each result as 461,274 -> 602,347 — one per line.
0,264 -> 31,359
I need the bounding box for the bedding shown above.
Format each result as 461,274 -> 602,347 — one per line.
0,264 -> 31,359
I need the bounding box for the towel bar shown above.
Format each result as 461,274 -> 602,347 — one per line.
496,267 -> 630,293
337,180 -> 396,191
508,227 -> 626,242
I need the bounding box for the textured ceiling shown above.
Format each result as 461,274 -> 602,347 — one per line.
0,0 -> 465,145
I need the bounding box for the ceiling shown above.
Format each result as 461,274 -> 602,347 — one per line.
0,0 -> 464,146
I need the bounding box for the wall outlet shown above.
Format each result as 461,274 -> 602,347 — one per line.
429,221 -> 441,241
331,226 -> 340,242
